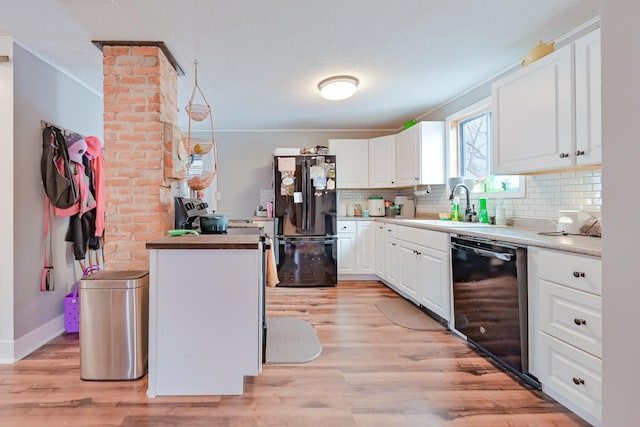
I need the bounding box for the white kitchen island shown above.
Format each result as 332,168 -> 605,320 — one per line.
145,228 -> 264,396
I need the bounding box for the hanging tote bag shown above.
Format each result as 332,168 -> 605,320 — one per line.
41,126 -> 79,209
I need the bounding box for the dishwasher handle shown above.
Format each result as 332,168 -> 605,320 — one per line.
450,241 -> 513,262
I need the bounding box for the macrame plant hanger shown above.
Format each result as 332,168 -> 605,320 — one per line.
185,59 -> 217,196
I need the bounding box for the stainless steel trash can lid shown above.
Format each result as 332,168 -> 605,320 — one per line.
80,270 -> 149,289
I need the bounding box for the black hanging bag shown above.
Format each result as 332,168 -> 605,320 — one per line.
41,126 -> 79,209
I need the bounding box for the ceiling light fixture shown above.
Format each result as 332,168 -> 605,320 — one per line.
318,75 -> 359,100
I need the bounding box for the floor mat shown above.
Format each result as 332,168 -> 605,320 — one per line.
375,298 -> 446,331
265,317 -> 322,364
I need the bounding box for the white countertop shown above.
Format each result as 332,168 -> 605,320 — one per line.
338,216 -> 601,257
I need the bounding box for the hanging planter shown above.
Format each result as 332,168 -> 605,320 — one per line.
184,59 -> 218,193
185,103 -> 210,122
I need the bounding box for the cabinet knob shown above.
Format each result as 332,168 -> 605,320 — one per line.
392,242 -> 396,246
573,271 -> 586,278
575,150 -> 586,156
574,318 -> 587,326
391,181 -> 395,184
559,152 -> 570,158
572,377 -> 585,386
416,251 -> 421,256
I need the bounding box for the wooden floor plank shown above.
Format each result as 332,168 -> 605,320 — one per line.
0,281 -> 590,426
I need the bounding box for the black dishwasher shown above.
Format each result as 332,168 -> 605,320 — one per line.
450,234 -> 539,388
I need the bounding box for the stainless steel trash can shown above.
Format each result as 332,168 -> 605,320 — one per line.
79,270 -> 149,380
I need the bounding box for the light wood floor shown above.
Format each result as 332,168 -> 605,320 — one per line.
0,281 -> 590,427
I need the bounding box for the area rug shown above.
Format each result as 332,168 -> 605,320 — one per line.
375,298 -> 446,331
265,317 -> 322,364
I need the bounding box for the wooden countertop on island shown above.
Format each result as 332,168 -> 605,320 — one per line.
146,229 -> 262,250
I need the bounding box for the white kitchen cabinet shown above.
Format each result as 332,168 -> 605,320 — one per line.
492,44 -> 573,174
369,134 -> 396,188
337,221 -> 356,274
528,247 -> 602,426
356,220 -> 375,275
575,28 -> 602,166
492,29 -> 601,174
395,226 -> 450,321
384,223 -> 398,286
396,241 -> 420,302
395,121 -> 445,187
337,220 -> 375,276
329,139 -> 369,188
415,245 -> 450,320
374,222 -> 386,278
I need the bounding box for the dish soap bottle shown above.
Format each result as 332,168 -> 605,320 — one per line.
451,196 -> 460,221
478,197 -> 489,224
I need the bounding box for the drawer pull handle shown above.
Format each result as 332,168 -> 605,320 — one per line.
573,271 -> 586,278
559,152 -> 570,158
572,377 -> 585,386
575,150 -> 586,156
574,318 -> 587,326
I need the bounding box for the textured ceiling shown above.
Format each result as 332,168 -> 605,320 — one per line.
0,0 -> 600,131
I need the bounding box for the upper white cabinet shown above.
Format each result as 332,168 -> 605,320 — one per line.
575,29 -> 602,166
329,139 -> 369,188
492,29 -> 601,174
492,44 -> 573,173
369,135 -> 396,188
396,121 -> 445,187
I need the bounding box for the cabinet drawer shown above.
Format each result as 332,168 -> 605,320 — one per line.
538,249 -> 601,295
337,221 -> 356,233
385,223 -> 397,238
539,281 -> 602,358
538,333 -> 601,422
397,226 -> 448,252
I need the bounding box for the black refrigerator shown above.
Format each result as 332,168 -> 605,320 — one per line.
274,155 -> 337,287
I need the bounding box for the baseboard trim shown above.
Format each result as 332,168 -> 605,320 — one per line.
338,274 -> 380,281
0,315 -> 65,364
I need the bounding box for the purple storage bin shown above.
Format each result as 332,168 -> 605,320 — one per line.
64,286 -> 80,333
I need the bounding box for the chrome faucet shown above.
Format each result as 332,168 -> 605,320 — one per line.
449,183 -> 473,222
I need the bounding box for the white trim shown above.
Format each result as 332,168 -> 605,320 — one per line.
0,315 -> 65,364
445,97 -> 526,198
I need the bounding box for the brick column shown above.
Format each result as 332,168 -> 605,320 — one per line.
102,45 -> 178,270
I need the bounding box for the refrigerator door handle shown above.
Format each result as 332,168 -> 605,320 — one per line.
301,158 -> 308,231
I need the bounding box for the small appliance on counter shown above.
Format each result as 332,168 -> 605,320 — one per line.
368,197 -> 385,217
394,196 -> 415,218
174,197 -> 211,230
199,214 -> 229,234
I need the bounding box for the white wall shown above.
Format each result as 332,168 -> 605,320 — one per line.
0,36 -> 15,362
192,130 -> 388,219
601,1 -> 639,425
6,43 -> 102,360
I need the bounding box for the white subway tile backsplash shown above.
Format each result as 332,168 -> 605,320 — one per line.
337,167 -> 602,224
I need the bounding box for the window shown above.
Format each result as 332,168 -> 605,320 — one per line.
447,98 -> 524,197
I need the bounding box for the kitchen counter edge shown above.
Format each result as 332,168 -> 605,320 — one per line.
359,217 -> 601,258
146,234 -> 261,250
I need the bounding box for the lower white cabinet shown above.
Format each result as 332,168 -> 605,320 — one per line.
337,221 -> 356,274
387,225 -> 450,322
396,241 -> 420,300
529,247 -> 602,426
374,222 -> 386,278
337,220 -> 375,276
384,223 -> 398,286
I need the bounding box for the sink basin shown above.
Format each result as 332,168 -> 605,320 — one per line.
395,219 -> 498,228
